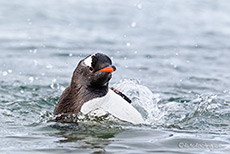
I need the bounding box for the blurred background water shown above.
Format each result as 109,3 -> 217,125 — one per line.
0,0 -> 230,153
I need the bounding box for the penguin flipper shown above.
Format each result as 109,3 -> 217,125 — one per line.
110,87 -> 132,103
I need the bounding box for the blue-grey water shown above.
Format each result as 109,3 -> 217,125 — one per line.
0,0 -> 230,153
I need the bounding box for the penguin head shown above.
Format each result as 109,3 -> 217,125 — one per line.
72,53 -> 116,88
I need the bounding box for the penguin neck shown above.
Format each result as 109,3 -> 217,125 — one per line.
86,84 -> 109,97
71,79 -> 109,100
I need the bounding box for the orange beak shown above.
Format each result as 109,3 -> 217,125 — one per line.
99,65 -> 116,73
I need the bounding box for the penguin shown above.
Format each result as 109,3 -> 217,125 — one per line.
54,53 -> 144,124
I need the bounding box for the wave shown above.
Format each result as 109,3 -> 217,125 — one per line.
112,79 -> 230,134
1,79 -> 229,134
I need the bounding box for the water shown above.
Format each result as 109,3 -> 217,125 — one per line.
0,0 -> 230,153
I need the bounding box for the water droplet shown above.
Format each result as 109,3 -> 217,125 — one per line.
2,71 -> 8,76
8,69 -> 12,73
50,79 -> 58,89
126,42 -> 131,47
131,22 -> 136,27
34,60 -> 38,66
20,90 -> 24,94
41,43 -> 46,48
27,18 -> 32,25
137,3 -> 142,9
46,64 -> 53,69
69,53 -> 73,57
29,77 -> 34,83
123,34 -> 127,38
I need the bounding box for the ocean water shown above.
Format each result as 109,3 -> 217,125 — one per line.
0,0 -> 230,153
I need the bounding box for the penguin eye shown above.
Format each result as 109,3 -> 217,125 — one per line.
89,67 -> 94,72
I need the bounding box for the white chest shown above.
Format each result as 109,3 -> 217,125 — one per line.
80,89 -> 144,124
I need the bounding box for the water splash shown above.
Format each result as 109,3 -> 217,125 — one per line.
112,79 -> 163,125
112,79 -> 230,134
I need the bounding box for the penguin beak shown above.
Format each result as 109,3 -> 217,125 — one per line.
99,65 -> 116,73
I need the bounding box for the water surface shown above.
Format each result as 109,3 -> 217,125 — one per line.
0,0 -> 230,153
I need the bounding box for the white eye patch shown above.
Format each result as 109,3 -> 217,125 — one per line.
84,55 -> 93,67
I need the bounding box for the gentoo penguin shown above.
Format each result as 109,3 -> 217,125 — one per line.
54,53 -> 144,124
